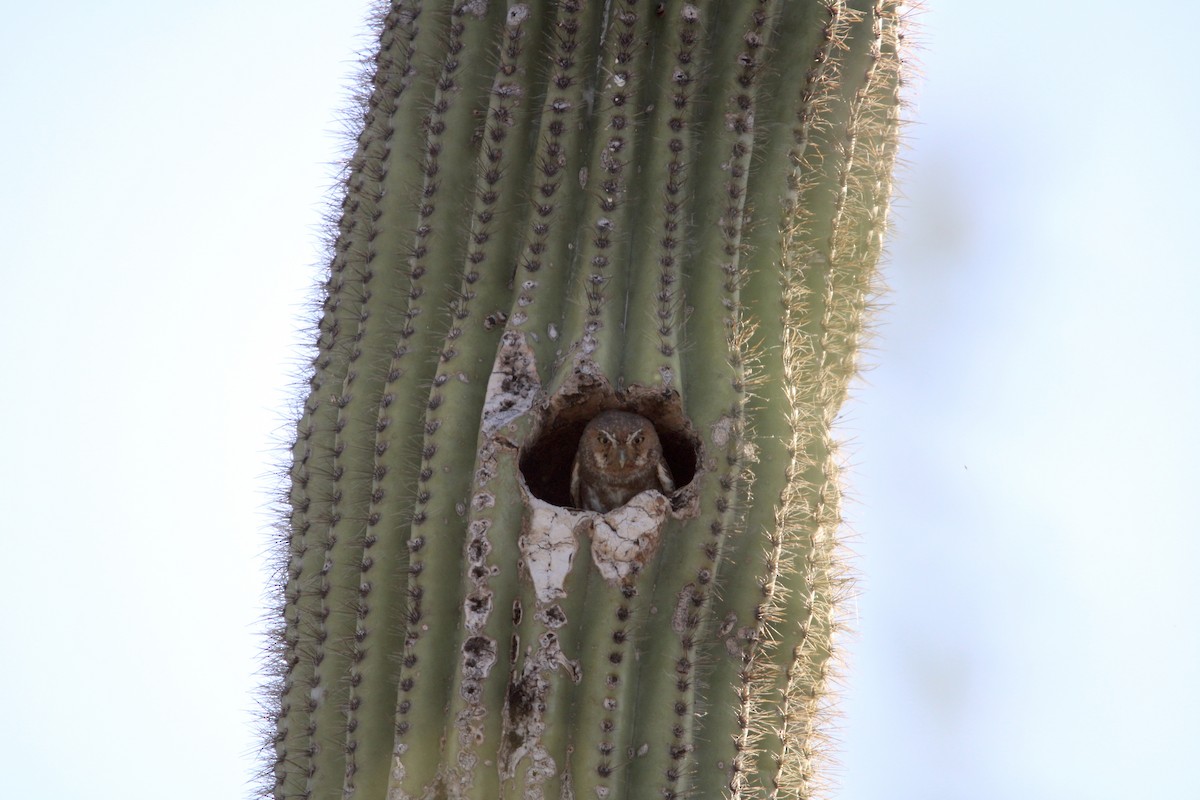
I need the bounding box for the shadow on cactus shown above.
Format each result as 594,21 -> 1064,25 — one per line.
260,1 -> 911,798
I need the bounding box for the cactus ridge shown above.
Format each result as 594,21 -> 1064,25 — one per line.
753,5 -> 906,796
399,7 -> 552,799
758,6 -> 855,795
705,4 -> 793,795
559,0 -> 652,383
616,0 -> 700,390
722,5 -> 858,796
548,5 -> 663,798
506,0 -> 593,372
368,5 -> 516,798
616,8 -> 716,795
273,4 -> 426,797
265,1 -> 910,798
305,1 -> 493,796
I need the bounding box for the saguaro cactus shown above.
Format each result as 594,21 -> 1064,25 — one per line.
263,1 -> 908,798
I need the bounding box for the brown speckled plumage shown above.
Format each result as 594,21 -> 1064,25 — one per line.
570,410 -> 674,512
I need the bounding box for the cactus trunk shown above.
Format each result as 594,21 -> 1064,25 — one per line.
264,1 -> 907,798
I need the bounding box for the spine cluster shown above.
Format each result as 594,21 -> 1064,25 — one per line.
264,2 -> 910,799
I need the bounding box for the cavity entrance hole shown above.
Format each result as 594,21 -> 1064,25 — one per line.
518,387 -> 700,509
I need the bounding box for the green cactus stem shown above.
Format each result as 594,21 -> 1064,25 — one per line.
263,1 -> 909,798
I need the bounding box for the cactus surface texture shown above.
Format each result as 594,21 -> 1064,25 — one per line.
263,1 -> 908,798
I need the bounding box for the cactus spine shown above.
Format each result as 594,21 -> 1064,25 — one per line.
264,1 -> 908,798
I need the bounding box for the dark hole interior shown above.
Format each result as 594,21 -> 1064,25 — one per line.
519,406 -> 699,510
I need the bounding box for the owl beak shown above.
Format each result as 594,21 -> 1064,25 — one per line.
618,451 -> 627,469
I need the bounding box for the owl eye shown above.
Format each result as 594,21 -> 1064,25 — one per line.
630,431 -> 644,446
597,431 -> 615,447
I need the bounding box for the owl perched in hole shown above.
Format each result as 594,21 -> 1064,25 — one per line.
570,410 -> 675,513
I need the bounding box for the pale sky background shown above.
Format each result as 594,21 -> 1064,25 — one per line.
2,2 -> 1197,799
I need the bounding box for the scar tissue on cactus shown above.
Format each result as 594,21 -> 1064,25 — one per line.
261,1 -> 910,799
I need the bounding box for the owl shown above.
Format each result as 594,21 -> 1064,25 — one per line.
570,410 -> 675,513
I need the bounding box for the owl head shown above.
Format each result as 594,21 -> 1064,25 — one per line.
580,410 -> 663,474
